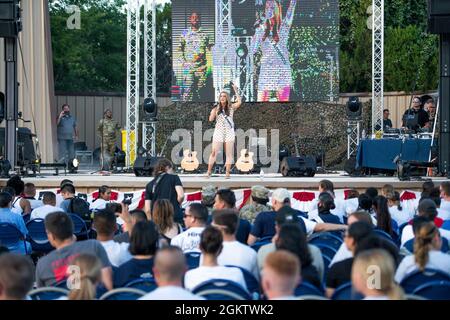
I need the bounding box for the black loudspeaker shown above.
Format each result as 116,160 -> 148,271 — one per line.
0,0 -> 21,38
428,0 -> 450,34
0,127 -> 36,164
280,156 -> 316,177
133,156 -> 163,177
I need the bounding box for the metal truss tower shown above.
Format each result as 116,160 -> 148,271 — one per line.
372,0 -> 384,135
125,0 -> 141,166
143,0 -> 157,157
347,121 -> 361,159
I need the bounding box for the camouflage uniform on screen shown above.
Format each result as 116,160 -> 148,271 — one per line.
97,111 -> 121,169
240,185 -> 272,224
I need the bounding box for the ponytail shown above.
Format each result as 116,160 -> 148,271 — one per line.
67,254 -> 102,300
68,276 -> 97,300
414,222 -> 438,271
386,283 -> 405,300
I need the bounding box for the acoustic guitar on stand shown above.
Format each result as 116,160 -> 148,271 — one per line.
180,149 -> 200,172
236,149 -> 254,173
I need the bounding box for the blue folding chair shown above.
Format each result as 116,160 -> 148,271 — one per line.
28,287 -> 69,300
294,281 -> 324,297
403,238 -> 449,254
22,213 -> 31,224
250,236 -> 273,252
99,288 -> 146,300
226,265 -> 260,299
69,214 -> 90,239
308,232 -> 343,251
412,280 -> 450,300
400,268 -> 450,293
314,243 -> 338,261
26,219 -> 54,253
442,220 -> 450,231
0,223 -> 29,254
125,278 -> 158,293
192,279 -> 252,300
373,229 -> 398,247
331,282 -> 363,300
185,251 -> 201,270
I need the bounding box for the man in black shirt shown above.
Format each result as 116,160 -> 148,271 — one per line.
383,109 -> 393,129
144,159 -> 184,223
402,97 -> 430,131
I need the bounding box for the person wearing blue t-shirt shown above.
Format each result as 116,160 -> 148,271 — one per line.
113,220 -> 159,288
0,192 -> 31,254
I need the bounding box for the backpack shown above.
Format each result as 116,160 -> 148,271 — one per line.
69,196 -> 91,221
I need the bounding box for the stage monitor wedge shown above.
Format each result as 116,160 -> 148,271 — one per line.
280,156 -> 316,177
133,156 -> 164,177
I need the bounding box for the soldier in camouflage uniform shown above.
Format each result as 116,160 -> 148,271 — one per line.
201,184 -> 217,216
97,109 -> 121,170
240,185 -> 272,223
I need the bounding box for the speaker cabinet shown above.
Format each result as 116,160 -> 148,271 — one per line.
428,0 -> 450,34
280,156 -> 316,177
133,156 -> 163,177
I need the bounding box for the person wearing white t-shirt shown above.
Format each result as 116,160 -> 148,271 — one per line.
261,250 -> 300,300
329,210 -> 373,267
395,220 -> 450,283
184,226 -> 247,292
439,182 -> 450,219
210,209 -> 259,279
30,192 -> 59,221
308,180 -> 346,222
386,191 -> 414,226
90,185 -> 112,211
23,183 -> 43,210
171,203 -> 208,253
93,209 -> 132,267
352,249 -> 405,300
140,246 -> 204,300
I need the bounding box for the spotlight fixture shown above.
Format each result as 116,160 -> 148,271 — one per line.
236,43 -> 248,59
143,97 -> 157,120
346,96 -> 362,120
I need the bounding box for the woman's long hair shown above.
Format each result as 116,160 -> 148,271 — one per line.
414,221 -> 439,271
352,249 -> 404,300
373,196 -> 394,236
318,192 -> 336,214
153,158 -> 173,177
68,254 -> 102,300
263,0 -> 282,43
276,223 -> 313,267
153,199 -> 175,234
386,191 -> 402,211
218,91 -> 231,116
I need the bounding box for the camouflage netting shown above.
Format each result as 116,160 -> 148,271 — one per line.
151,101 -> 372,170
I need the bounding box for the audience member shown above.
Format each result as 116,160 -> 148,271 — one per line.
240,185 -> 271,224
35,212 -> 112,289
0,192 -> 31,254
171,203 -> 208,252
381,184 -> 394,197
352,249 -> 404,300
214,189 -> 251,244
93,209 -> 132,267
184,226 -> 247,291
308,180 -> 345,222
90,185 -> 112,211
261,250 -> 300,300
275,223 -> 321,289
211,209 -> 259,279
0,253 -> 34,300
113,221 -> 159,287
440,182 -> 450,214
23,183 -> 43,210
113,209 -> 147,244
140,246 -> 204,300
56,179 -> 73,207
395,220 -> 450,283
312,192 -> 342,224
67,254 -> 102,300
144,158 -> 184,223
326,221 -> 373,297
372,196 -> 398,241
30,192 -> 59,220
365,187 -> 378,204
422,180 -> 435,198
201,185 -> 217,215
153,199 -> 183,243
386,191 -> 413,226
7,175 -> 31,215
59,183 -> 76,213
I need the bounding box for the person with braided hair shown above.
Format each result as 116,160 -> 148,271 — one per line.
352,249 -> 404,300
395,220 -> 450,283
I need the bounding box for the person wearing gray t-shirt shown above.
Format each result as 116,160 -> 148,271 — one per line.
57,104 -> 78,164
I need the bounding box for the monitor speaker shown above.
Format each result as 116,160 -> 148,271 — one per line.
428,0 -> 450,34
133,156 -> 163,177
280,156 -> 316,177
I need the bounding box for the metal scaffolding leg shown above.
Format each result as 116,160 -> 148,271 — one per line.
372,0 -> 384,135
126,0 -> 141,167
347,121 -> 361,159
143,0 -> 157,156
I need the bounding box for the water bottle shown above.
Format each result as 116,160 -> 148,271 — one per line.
259,168 -> 264,180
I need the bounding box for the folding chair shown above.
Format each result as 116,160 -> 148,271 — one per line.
28,287 -> 69,300
125,278 -> 158,293
192,279 -> 252,300
331,282 -> 363,300
99,288 -> 146,300
26,219 -> 54,253
400,268 -> 450,294
0,223 -> 29,254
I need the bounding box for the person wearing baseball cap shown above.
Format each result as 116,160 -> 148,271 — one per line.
239,185 -> 272,224
201,185 -> 217,215
247,188 -> 347,245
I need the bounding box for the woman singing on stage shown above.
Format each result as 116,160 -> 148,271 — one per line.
207,83 -> 242,179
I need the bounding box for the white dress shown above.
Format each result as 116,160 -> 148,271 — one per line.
212,107 -> 235,143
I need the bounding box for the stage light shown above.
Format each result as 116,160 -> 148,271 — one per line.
68,158 -> 78,173
0,160 -> 12,178
114,151 -> 126,171
346,96 -> 362,120
236,43 -> 248,59
143,97 -> 157,120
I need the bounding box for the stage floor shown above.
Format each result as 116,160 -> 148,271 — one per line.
1,170 -> 448,193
